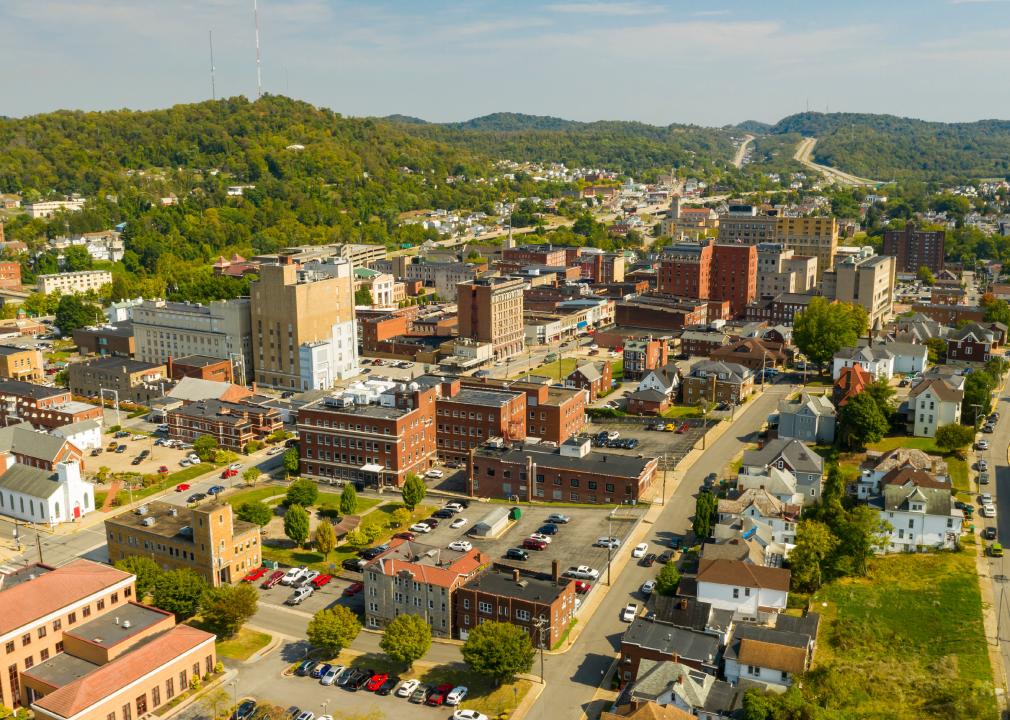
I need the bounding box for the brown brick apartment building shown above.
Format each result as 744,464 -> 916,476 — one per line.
502,245 -> 568,267
0,262 -> 21,291
435,380 -> 526,463
883,223 -> 945,275
167,400 -> 282,452
454,565 -> 576,648
681,361 -> 755,405
457,277 -> 525,361
658,241 -> 756,316
454,375 -> 587,445
623,338 -> 669,381
0,382 -> 103,430
469,437 -> 658,504
614,296 -> 714,332
297,384 -> 438,487
105,501 -> 260,586
167,355 -> 233,384
0,346 -> 44,383
72,322 -> 135,358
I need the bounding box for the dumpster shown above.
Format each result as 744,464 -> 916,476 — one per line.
509,506 -> 522,521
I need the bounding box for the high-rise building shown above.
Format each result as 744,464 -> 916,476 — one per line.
756,243 -> 818,299
718,206 -> 837,279
709,244 -> 757,317
717,205 -> 778,245
657,240 -> 756,316
250,260 -> 358,390
822,254 -> 896,330
882,224 -> 945,275
456,277 -> 525,360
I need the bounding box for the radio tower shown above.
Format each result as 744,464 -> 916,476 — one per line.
253,0 -> 263,98
209,30 -> 216,100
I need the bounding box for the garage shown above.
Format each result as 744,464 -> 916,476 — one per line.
471,505 -> 510,537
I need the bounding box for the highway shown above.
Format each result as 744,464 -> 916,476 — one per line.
732,134 -> 754,169
793,136 -> 880,187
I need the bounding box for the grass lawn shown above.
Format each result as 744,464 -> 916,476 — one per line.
611,358 -> 624,381
948,456 -> 969,493
660,405 -> 702,419
316,492 -> 381,514
512,356 -> 577,381
215,627 -> 272,661
866,436 -> 942,454
807,551 -> 995,719
227,486 -> 288,508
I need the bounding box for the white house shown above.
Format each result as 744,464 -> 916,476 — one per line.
0,460 -> 94,526
629,660 -> 743,719
832,345 -> 895,381
874,467 -> 962,552
906,377 -> 963,437
741,438 -> 823,504
695,558 -> 790,623
723,616 -> 819,690
736,466 -> 804,505
857,448 -> 949,500
716,488 -> 800,547
50,419 -> 103,451
637,364 -> 680,398
880,340 -> 928,375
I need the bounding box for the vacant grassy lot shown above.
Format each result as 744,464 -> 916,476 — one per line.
866,436 -> 942,454
661,405 -> 701,419
215,627 -> 272,661
807,551 -> 996,719
513,356 -> 578,381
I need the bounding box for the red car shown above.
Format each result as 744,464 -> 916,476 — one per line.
522,537 -> 547,551
365,673 -> 388,692
221,468 -> 238,479
261,570 -> 285,589
393,532 -> 415,541
243,567 -> 268,583
311,574 -> 332,589
426,683 -> 455,706
676,423 -> 689,434
175,483 -> 191,492
575,581 -> 591,594
158,465 -> 169,474
343,581 -> 363,596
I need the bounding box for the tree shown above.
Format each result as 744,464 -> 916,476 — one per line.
344,528 -> 368,547
113,556 -> 162,599
354,287 -> 373,306
340,484 -> 358,515
461,621 -> 535,685
787,520 -> 838,592
237,500 -> 273,527
792,297 -> 868,370
199,687 -> 232,720
283,447 -> 300,478
401,473 -> 426,510
54,294 -> 102,336
834,505 -> 891,576
391,507 -> 412,528
935,423 -> 976,454
962,371 -> 996,421
863,377 -> 896,418
654,562 -> 681,596
307,606 -> 361,655
242,466 -> 260,486
379,614 -> 432,669
692,491 -> 717,539
193,434 -> 219,461
983,297 -> 1010,326
152,569 -> 208,619
286,478 -> 318,507
200,583 -> 258,638
916,265 -> 936,285
63,245 -> 95,272
926,336 -> 946,364
836,390 -> 890,450
314,521 -> 336,558
284,504 -> 310,547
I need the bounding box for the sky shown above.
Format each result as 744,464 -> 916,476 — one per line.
4,0 -> 1010,126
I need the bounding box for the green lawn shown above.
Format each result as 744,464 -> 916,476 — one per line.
948,456 -> 969,493
807,551 -> 995,719
513,356 -> 577,381
227,486 -> 287,508
866,436 -> 942,454
661,405 -> 702,419
215,627 -> 272,661
316,492 -> 381,514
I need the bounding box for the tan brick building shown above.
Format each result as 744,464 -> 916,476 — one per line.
105,501 -> 261,586
68,358 -> 168,405
0,346 -> 44,383
457,277 -> 525,361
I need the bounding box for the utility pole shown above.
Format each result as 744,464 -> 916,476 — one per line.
35,532 -> 43,564
533,616 -> 547,681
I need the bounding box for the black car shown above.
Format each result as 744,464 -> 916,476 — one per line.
131,457 -> 143,465
657,550 -> 673,564
359,544 -> 390,561
187,492 -> 207,503
505,548 -> 529,561
954,500 -> 968,511
984,527 -> 998,540
432,509 -> 455,519
641,553 -> 657,567
421,518 -> 439,528
348,668 -> 374,692
455,499 -> 470,509
342,557 -> 366,572
295,660 -> 317,677
139,449 -> 150,458
116,445 -> 127,453
980,472 -> 991,485
232,700 -> 257,720
376,676 -> 399,696
624,438 -> 639,449
538,523 -> 559,535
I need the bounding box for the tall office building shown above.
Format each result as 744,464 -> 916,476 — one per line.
718,206 -> 837,279
756,243 -> 818,299
250,260 -> 357,390
882,224 -> 945,275
822,254 -> 896,330
457,277 -> 525,361
657,240 -> 756,316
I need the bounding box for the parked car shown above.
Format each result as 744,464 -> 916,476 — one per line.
450,517 -> 468,529
445,686 -> 468,706
621,603 -> 639,622
426,683 -> 456,706
343,581 -> 363,596
187,493 -> 206,503
984,527 -> 998,540
348,669 -> 374,691
595,536 -> 620,549
321,664 -> 343,686
453,711 -> 488,720
981,493 -> 994,505
396,679 -> 421,697
641,553 -> 657,567
207,485 -> 225,496
983,504 -> 997,518
640,580 -> 656,596
281,567 -> 307,585
563,566 -> 599,580
546,513 -> 571,524
538,523 -> 559,535
657,550 -> 673,564
311,663 -> 331,679
342,558 -> 366,572
425,469 -> 444,479
286,586 -> 314,605
261,570 -> 285,588
976,440 -> 990,450
990,542 -> 1005,557
297,570 -> 321,587
232,700 -> 257,720
295,660 -> 317,677
505,548 -> 529,561
632,542 -> 648,558
409,684 -> 432,703
676,423 -> 689,434
116,445 -> 127,453
522,537 -> 547,551
528,533 -> 552,544
365,673 -> 388,692
376,676 -> 399,695
335,667 -> 356,687
310,574 -> 332,589
980,472 -> 991,485
175,483 -> 191,492
448,540 -> 473,552
243,567 -> 268,583
409,523 -> 432,534
574,581 -> 592,594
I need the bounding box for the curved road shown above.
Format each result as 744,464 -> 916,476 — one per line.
793,136 -> 880,186
732,134 -> 754,169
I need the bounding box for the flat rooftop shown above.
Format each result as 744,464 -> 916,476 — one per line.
446,388 -> 522,407
0,381 -> 66,400
173,354 -> 227,367
106,500 -> 256,540
22,651 -> 99,688
0,345 -> 32,356
474,443 -> 655,478
0,563 -> 53,591
463,569 -> 568,604
65,602 -> 170,649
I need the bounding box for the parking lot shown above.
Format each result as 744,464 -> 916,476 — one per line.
583,418 -> 708,460
88,433 -> 193,477
255,570 -> 365,616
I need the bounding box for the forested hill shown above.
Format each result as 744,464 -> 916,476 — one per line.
385,113 -> 738,178
768,111 -> 1010,182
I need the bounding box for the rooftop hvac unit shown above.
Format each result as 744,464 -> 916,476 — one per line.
141,517 -> 155,527
122,620 -> 132,629
135,505 -> 148,515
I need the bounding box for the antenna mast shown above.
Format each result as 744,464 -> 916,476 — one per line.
253,0 -> 263,98
209,30 -> 216,100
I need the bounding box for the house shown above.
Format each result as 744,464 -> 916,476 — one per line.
723,615 -> 820,689
695,558 -> 790,623
741,438 -> 823,503
833,364 -> 872,407
947,324 -> 996,363
681,361 -> 754,406
872,467 -> 962,552
878,340 -> 928,375
857,447 -> 949,499
716,488 -> 800,547
618,616 -> 720,685
50,419 -> 103,451
906,377 -> 963,437
700,537 -> 768,567
709,338 -> 786,372
0,425 -> 86,471
626,660 -> 743,720
775,392 -> 836,444
832,345 -> 894,381
0,460 -> 94,526
624,337 -> 669,380
735,466 -> 805,506
566,361 -> 612,403
650,595 -> 734,646
627,388 -> 672,416
637,363 -> 681,398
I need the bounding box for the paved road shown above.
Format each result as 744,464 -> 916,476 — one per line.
793,137 -> 880,187
983,378 -> 1010,694
732,134 -> 754,169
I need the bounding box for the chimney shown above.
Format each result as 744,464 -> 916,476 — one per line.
552,559 -> 560,582
167,355 -> 173,379
512,568 -> 521,583
678,598 -> 688,610
677,674 -> 684,685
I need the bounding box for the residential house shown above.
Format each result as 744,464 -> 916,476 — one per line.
695,558 -> 790,623
627,389 -> 672,416
947,324 -> 996,364
618,616 -> 720,686
716,489 -> 800,544
906,377 -> 963,437
709,338 -> 786,372
678,330 -> 730,358
857,447 -> 949,500
723,615 -> 820,689
775,392 -> 836,444
877,340 -> 928,375
741,438 -> 823,503
566,362 -> 612,403
735,466 -> 805,506
833,364 -> 872,407
601,701 -> 695,720
167,400 -> 282,452
623,337 -> 669,380
681,361 -> 754,406
872,467 -> 962,552
0,425 -> 86,471
832,345 -> 894,381
626,660 -> 743,720
651,595 -> 734,646
637,364 -> 681,399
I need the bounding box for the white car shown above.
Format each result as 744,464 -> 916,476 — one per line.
446,502 -> 464,512
981,493 -> 994,505
179,459 -> 191,467
321,665 -> 343,685
563,566 -> 599,580
409,523 -> 432,534
286,586 -> 313,605
298,570 -> 320,586
448,540 -> 473,552
632,542 -> 648,558
229,463 -> 243,471
396,679 -> 421,697
640,580 -> 656,595
267,446 -> 285,455
453,711 -> 488,720
621,603 -> 638,622
132,434 -> 146,441
445,686 -> 468,706
528,533 -> 552,544
281,566 -> 307,585
425,469 -> 444,479
450,517 -> 468,529
983,504 -> 998,518
595,536 -> 620,549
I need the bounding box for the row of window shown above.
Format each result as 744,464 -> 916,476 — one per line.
4,589 -> 129,657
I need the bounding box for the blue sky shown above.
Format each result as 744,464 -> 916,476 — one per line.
4,0 -> 1010,125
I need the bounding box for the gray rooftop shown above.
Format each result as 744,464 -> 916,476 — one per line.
742,437 -> 823,475
621,616 -> 719,664
106,500 -> 257,540
0,463 -> 62,499
0,381 -> 66,401
447,388 -> 523,407
65,603 -> 170,649
462,569 -> 569,605
474,443 -> 655,479
22,651 -> 99,688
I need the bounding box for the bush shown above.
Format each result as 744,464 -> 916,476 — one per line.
286,478 -> 319,507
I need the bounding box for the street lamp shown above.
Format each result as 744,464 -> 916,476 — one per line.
320,700 -> 329,718
229,680 -> 238,714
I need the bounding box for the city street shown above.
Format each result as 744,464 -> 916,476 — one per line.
982,377 -> 1010,695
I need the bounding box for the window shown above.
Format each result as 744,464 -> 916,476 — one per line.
206,655 -> 213,676
68,611 -> 77,624
122,703 -> 132,720
4,642 -> 12,654
732,588 -> 739,599
23,656 -> 32,669
82,606 -> 91,618
40,649 -> 49,662
151,686 -> 161,708
179,670 -> 187,690
748,665 -> 760,676
8,665 -> 18,708
165,678 -> 175,700
55,641 -> 63,653
20,634 -> 29,647
463,599 -> 470,610
478,601 -> 492,614
136,694 -> 147,716
37,626 -> 46,639
52,619 -> 61,631
516,609 -> 530,621
97,599 -> 105,611
107,713 -> 116,720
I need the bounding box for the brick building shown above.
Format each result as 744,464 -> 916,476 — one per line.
167,355 -> 234,384
681,361 -> 755,405
167,400 -> 281,452
0,262 -> 21,291
72,322 -> 135,358
0,346 -> 44,383
454,376 -> 587,445
457,277 -> 525,361
623,338 -> 669,380
0,382 -> 102,430
883,224 -> 945,275
565,361 -> 612,403
502,245 -> 568,267
435,381 -> 526,463
657,241 -> 757,316
68,358 -> 168,405
614,296 -> 710,332
709,339 -> 787,371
